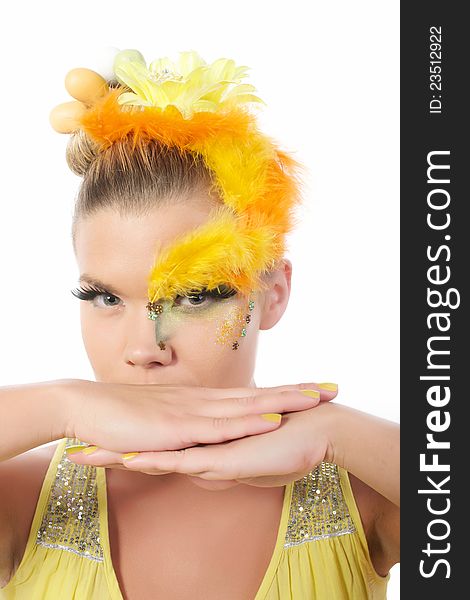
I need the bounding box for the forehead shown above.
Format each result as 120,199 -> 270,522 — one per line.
74,198 -> 216,296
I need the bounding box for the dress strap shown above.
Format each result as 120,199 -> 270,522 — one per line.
283,461 -> 357,547
32,437 -> 105,562
18,438 -> 68,565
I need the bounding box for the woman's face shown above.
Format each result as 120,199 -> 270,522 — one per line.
73,194 -> 266,387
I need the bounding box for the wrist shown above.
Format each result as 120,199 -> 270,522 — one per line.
314,401 -> 348,466
0,380 -> 75,461
50,378 -> 86,440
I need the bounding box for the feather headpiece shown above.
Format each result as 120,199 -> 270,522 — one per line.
50,49 -> 304,302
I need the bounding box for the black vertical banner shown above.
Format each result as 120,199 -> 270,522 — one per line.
401,3 -> 467,596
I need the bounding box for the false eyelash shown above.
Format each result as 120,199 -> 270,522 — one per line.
70,284 -> 238,302
70,285 -> 112,301
183,285 -> 238,300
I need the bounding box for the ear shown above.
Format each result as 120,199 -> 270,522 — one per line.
259,258 -> 292,331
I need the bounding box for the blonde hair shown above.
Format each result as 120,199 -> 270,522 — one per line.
68,128 -> 218,250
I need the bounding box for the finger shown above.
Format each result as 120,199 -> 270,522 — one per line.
198,383 -> 338,414
294,382 -> 338,402
121,446 -> 223,477
120,441 -> 284,481
169,410 -> 288,446
206,381 -> 338,400
63,409 -> 284,460
260,381 -> 339,403
66,448 -> 173,474
194,388 -> 322,420
198,382 -> 320,400
65,447 -> 127,467
258,382 -> 338,399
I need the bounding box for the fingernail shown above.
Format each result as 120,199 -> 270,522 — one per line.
122,452 -> 140,461
318,383 -> 338,392
261,413 -> 282,423
300,389 -> 320,399
81,446 -> 99,455
65,444 -> 89,455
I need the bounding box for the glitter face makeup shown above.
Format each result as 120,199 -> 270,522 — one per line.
215,292 -> 256,349
147,288 -> 256,350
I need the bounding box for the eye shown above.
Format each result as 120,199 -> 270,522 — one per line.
94,293 -> 123,308
173,286 -> 237,309
174,291 -> 211,307
71,285 -> 124,309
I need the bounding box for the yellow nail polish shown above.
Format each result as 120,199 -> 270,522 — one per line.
82,446 -> 98,455
261,413 -> 282,423
122,452 -> 139,460
65,445 -> 88,455
318,383 -> 338,392
300,389 -> 320,398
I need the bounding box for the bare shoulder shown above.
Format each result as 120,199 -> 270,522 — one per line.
349,472 -> 400,577
0,441 -> 61,587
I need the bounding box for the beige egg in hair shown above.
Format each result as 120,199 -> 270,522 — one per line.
64,68 -> 109,104
49,100 -> 87,133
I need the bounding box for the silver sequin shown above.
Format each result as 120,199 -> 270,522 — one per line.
284,462 -> 356,547
35,438 -> 103,562
37,442 -> 354,560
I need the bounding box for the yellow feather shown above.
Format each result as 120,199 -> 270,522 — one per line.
63,50 -> 305,301
147,206 -> 279,302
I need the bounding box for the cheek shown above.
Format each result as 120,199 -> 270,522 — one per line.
167,297 -> 259,386
214,301 -> 254,351
80,305 -> 119,366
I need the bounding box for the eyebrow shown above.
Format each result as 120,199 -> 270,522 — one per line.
78,274 -> 123,297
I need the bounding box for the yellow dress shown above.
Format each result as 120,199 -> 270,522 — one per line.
1,438 -> 389,599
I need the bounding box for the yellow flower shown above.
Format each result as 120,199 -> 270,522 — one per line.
113,49 -> 265,118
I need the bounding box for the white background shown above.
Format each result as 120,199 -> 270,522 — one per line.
0,1 -> 399,595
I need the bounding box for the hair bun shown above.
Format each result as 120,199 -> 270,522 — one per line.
66,129 -> 101,177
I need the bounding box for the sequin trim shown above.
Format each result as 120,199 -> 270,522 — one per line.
284,462 -> 356,547
35,443 -> 354,559
35,438 -> 104,562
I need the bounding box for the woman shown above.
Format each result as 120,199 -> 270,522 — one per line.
0,49 -> 399,599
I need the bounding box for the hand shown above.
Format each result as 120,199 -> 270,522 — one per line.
66,384 -> 336,489
121,401 -> 335,490
62,379 -> 335,455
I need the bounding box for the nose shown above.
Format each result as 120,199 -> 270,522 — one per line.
124,307 -> 173,368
